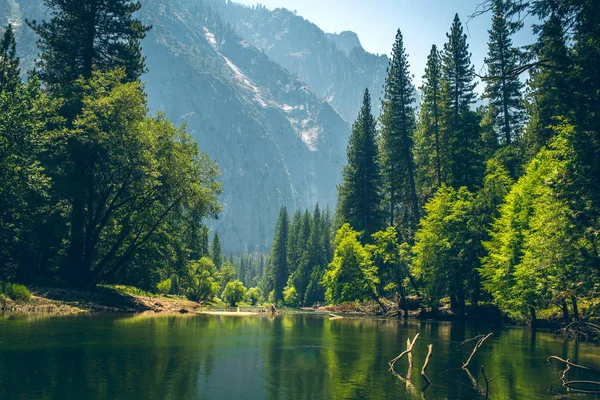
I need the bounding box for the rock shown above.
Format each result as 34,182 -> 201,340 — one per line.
179,309 -> 189,314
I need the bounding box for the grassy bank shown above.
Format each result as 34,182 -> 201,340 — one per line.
0,285 -> 204,315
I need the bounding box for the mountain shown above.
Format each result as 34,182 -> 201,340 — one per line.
326,31 -> 362,56
213,1 -> 390,122
1,0 -> 351,252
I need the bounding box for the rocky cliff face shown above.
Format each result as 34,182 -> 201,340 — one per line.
2,0 -> 387,252
213,1 -> 390,123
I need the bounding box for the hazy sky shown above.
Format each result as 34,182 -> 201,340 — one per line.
234,0 -> 536,90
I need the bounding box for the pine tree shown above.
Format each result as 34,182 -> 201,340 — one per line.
0,24 -> 20,93
267,207 -> 289,302
211,232 -> 223,270
415,45 -> 443,200
29,0 -> 151,97
523,14 -> 572,159
286,210 -> 303,274
379,29 -> 419,236
337,89 -> 383,238
441,14 -> 482,190
482,0 -> 525,145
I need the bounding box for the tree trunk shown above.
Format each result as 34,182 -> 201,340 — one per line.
571,295 -> 580,321
561,299 -> 571,323
530,307 -> 537,327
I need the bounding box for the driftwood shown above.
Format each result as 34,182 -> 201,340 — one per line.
389,333 -> 420,371
420,344 -> 433,385
547,356 -> 599,375
556,321 -> 600,341
329,313 -> 343,320
456,334 -> 486,350
548,355 -> 600,394
462,333 -> 493,369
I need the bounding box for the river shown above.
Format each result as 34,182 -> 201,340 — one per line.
0,313 -> 598,399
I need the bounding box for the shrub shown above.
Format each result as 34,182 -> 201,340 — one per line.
7,283 -> 31,302
156,278 -> 172,295
283,285 -> 299,307
246,287 -> 264,305
221,280 -> 247,306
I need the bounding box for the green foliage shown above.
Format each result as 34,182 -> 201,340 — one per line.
412,185 -> 477,315
186,257 -> 220,302
337,89 -> 383,237
246,287 -> 264,306
0,282 -> 32,302
221,280 -> 247,306
283,285 -> 299,307
47,70 -> 221,288
156,279 -> 172,295
322,224 -> 380,305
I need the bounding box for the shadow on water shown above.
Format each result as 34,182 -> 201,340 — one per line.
0,313 -> 599,399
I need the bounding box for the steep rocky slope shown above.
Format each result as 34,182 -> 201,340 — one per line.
1,0 -> 350,252
213,1 -> 390,122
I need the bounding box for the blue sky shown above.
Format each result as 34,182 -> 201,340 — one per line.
234,0 -> 536,90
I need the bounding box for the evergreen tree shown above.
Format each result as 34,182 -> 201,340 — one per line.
522,14 -> 572,159
337,89 -> 383,238
415,45 -> 443,201
441,14 -> 482,190
29,0 -> 151,98
0,24 -> 20,93
482,0 -> 525,146
286,210 -> 303,274
211,232 -> 223,270
379,29 -> 419,236
267,207 -> 289,302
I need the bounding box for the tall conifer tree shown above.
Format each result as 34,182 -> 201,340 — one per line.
415,44 -> 443,199
211,232 -> 223,270
482,0 -> 525,145
30,0 -> 151,98
0,24 -> 20,93
337,89 -> 383,238
268,207 -> 289,302
441,14 -> 482,190
380,29 -> 419,236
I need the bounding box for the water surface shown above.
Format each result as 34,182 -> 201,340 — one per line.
1,313 -> 598,399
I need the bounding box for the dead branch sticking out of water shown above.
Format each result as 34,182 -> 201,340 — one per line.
556,321 -> 600,341
547,356 -> 599,375
462,333 -> 493,369
329,313 -> 343,320
481,365 -> 491,400
456,334 -> 486,350
389,333 -> 420,371
420,344 -> 433,385
548,356 -> 600,394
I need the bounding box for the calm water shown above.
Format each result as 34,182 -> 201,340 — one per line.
0,313 -> 599,399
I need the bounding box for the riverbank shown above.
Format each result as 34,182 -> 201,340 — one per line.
0,286 -> 204,315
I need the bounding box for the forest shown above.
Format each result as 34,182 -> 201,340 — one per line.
1,0 -> 599,325
263,0 -> 600,324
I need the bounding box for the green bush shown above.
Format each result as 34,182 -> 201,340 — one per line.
6,283 -> 31,302
221,280 -> 247,306
246,287 -> 264,305
283,285 -> 299,307
156,278 -> 172,295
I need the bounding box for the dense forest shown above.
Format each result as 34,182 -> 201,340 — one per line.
263,0 -> 600,324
